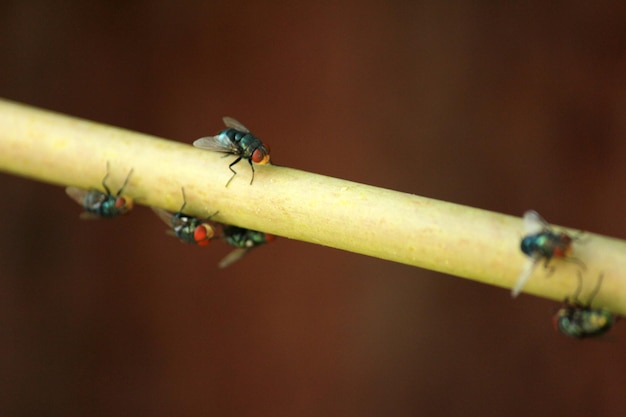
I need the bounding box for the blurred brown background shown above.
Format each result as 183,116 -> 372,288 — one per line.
1,1 -> 626,416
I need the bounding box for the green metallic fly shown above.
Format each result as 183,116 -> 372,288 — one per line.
193,117 -> 271,187
66,163 -> 134,219
553,272 -> 616,339
218,225 -> 275,268
512,210 -> 584,297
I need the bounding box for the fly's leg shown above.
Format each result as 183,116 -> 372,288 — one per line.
248,159 -> 255,185
543,258 -> 556,277
179,187 -> 188,213
225,157 -> 242,187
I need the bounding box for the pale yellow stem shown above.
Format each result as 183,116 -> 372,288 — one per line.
1,98 -> 625,314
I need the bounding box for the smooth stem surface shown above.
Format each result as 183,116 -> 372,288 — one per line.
1,98 -> 625,314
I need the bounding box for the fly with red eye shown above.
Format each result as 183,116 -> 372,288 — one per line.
511,210 -> 585,298
151,188 -> 218,246
193,117 -> 271,187
553,272 -> 617,339
65,162 -> 134,219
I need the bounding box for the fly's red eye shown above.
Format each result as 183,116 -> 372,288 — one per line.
251,147 -> 270,164
115,197 -> 127,209
194,225 -> 213,245
116,197 -> 133,211
251,149 -> 263,163
265,234 -> 276,243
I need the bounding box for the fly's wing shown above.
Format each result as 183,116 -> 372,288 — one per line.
66,187 -> 100,220
218,247 -> 250,268
165,230 -> 179,238
511,255 -> 540,297
151,207 -> 186,239
222,116 -> 249,132
151,207 -> 174,227
65,187 -> 87,206
523,210 -> 548,234
193,133 -> 240,154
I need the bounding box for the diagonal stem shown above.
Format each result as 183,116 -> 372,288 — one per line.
1,98 -> 625,314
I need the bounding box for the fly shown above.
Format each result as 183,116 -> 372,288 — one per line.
553,272 -> 616,339
152,188 -> 217,246
193,117 -> 270,187
66,163 -> 134,219
218,225 -> 275,268
512,210 -> 583,297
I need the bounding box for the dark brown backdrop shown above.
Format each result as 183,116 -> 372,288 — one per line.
1,2 -> 625,416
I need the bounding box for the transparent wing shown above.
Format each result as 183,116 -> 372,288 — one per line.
193,134 -> 240,153
65,187 -> 87,206
222,116 -> 249,132
523,210 -> 548,235
66,187 -> 99,220
151,207 -> 174,227
511,255 -> 540,298
218,248 -> 250,268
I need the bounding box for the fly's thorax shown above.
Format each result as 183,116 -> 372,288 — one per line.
83,190 -> 128,217
554,304 -> 587,338
554,308 -> 579,337
174,223 -> 194,243
520,234 -> 538,256
220,128 -> 248,143
520,233 -> 552,257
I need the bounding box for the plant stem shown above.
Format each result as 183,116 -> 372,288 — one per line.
1,98 -> 625,314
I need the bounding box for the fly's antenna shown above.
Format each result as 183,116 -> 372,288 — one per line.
116,168 -> 134,196
180,187 -> 188,213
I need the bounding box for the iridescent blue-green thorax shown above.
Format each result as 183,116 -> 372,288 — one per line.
220,128 -> 266,159
554,303 -> 614,338
83,190 -> 127,218
171,214 -> 203,244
